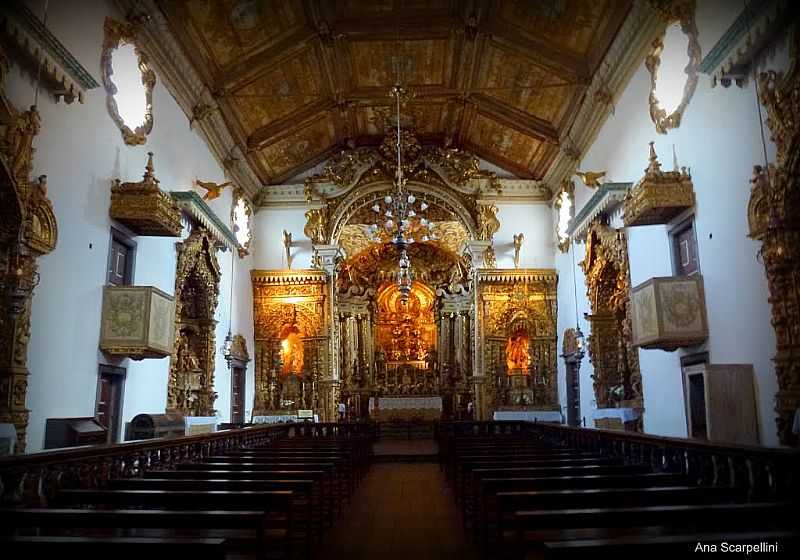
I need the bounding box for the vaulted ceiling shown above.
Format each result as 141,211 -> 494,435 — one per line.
159,0 -> 630,185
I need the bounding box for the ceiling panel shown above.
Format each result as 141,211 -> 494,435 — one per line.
255,111 -> 337,180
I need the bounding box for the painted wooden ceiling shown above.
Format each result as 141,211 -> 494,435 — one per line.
159,0 -> 630,185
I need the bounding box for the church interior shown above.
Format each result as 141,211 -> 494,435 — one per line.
0,0 -> 799,557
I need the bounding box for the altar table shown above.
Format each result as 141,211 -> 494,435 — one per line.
493,410 -> 563,423
369,397 -> 442,421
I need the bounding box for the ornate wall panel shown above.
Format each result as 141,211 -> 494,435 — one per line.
580,221 -> 643,419
478,270 -> 559,419
748,29 -> 800,445
166,228 -> 221,416
0,49 -> 58,452
251,270 -> 331,420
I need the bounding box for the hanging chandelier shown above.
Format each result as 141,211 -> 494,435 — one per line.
365,83 -> 436,303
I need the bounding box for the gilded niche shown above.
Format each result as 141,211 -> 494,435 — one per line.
478,271 -> 559,411
747,29 -> 800,445
251,270 -> 329,417
167,228 -> 221,417
581,222 -> 643,414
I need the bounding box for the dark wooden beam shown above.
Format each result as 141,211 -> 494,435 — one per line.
246,99 -> 338,150
471,95 -> 559,144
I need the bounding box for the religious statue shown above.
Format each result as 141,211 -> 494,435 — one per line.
506,330 -> 530,372
483,245 -> 497,268
283,230 -> 292,269
304,207 -> 328,244
513,233 -> 524,269
476,203 -> 500,241
176,331 -> 201,372
194,179 -> 233,201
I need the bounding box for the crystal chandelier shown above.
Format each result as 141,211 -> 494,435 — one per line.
365,84 -> 436,303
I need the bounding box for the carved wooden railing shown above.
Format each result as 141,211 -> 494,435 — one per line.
439,421 -> 800,500
0,424 -> 293,506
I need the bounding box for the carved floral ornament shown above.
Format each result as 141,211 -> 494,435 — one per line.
101,17 -> 155,146
645,0 -> 701,134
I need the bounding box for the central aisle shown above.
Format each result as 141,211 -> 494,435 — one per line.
315,462 -> 477,560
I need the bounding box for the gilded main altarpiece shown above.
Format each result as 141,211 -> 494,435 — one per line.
251,129 -> 558,422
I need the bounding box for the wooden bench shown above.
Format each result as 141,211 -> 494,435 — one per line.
541,530 -> 799,558
0,508 -> 286,560
0,535 -> 227,560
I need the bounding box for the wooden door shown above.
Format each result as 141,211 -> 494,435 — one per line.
231,366 -> 246,423
96,365 -> 125,443
108,238 -> 131,285
673,223 -> 699,276
565,359 -> 581,427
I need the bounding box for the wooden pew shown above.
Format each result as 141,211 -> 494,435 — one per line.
0,535 -> 227,560
53,489 -> 297,558
542,531 -> 799,558
146,468 -> 335,526
0,508 -> 285,560
111,477 -> 324,540
176,461 -> 344,515
509,502 -> 795,560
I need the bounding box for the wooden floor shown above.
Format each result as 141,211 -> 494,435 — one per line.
314,463 -> 477,560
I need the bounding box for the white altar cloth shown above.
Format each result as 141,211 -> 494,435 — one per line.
253,415 -> 298,424
493,410 -> 563,423
369,397 -> 443,412
592,408 -> 640,423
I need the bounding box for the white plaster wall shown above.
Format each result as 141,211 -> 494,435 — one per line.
557,0 -> 787,445
494,203 -> 555,269
8,0 -> 255,451
253,207 -> 313,269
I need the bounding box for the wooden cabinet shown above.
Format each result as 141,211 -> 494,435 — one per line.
682,363 -> 759,445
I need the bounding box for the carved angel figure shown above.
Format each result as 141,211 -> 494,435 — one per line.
476,203 -> 500,241
195,179 -> 232,201
304,208 -> 328,244
576,170 -> 606,188
513,233 -> 524,268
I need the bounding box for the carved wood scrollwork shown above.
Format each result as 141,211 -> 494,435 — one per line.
167,227 -> 221,417
0,45 -> 58,452
581,222 -> 643,416
748,29 -> 800,445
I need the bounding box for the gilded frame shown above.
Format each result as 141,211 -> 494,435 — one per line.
100,17 -> 155,146
232,187 -> 253,257
645,2 -> 701,134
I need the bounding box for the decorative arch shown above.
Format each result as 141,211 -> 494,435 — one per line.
329,180 -> 479,246
167,227 -> 221,416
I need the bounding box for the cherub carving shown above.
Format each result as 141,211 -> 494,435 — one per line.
195,179 -> 233,201
304,208 -> 328,244
476,203 -> 500,241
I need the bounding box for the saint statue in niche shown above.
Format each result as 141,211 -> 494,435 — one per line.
506,330 -> 530,372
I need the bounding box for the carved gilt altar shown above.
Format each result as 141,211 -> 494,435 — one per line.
166,227 -> 221,417
0,46 -> 59,452
251,270 -> 331,421
478,270 -> 559,420
581,221 -> 643,427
